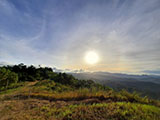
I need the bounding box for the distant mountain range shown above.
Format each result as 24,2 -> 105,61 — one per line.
70,72 -> 160,99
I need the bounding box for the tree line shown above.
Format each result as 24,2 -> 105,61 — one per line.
0,63 -> 109,91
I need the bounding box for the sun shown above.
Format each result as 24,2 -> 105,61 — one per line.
85,51 -> 99,64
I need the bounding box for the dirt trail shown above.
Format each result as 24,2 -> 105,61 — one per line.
20,81 -> 37,91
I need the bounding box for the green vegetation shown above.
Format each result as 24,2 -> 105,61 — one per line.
0,63 -> 160,120
0,68 -> 18,90
40,102 -> 160,120
0,63 -> 108,91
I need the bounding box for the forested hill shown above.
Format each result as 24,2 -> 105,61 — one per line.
0,63 -> 108,91
0,64 -> 160,120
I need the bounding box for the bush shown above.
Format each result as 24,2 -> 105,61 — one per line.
0,68 -> 18,90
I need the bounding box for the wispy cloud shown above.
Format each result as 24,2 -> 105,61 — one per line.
0,0 -> 160,73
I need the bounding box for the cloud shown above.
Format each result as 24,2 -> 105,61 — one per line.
0,61 -> 13,66
0,34 -> 64,67
61,0 -> 160,72
53,67 -> 86,73
0,0 -> 160,73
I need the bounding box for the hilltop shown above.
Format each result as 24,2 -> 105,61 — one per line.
0,64 -> 160,120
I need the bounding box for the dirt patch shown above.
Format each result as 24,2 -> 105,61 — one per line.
0,99 -> 51,120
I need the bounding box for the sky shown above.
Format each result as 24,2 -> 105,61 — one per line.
0,0 -> 160,74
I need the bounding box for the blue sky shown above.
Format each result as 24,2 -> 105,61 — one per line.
0,0 -> 160,74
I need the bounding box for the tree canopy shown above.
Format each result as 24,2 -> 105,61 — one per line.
0,63 -> 110,91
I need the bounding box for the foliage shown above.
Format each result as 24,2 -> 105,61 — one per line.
39,102 -> 160,120
33,80 -> 73,92
0,68 -> 18,90
4,63 -> 54,82
1,63 -> 110,92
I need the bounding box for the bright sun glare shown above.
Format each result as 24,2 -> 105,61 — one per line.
85,51 -> 99,64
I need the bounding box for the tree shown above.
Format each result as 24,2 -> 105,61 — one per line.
0,68 -> 18,89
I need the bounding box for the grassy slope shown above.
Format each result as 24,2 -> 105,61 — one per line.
0,80 -> 160,120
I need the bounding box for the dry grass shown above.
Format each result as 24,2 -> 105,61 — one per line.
2,88 -> 159,107
1,80 -> 160,120
0,99 -> 160,120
